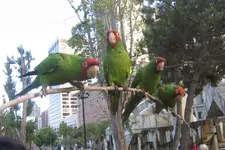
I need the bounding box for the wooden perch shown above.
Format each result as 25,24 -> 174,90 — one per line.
0,85 -> 193,131
0,86 -> 162,113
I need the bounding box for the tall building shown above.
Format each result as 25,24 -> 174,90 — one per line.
37,117 -> 42,130
29,102 -> 41,117
77,82 -> 109,127
41,109 -> 49,127
48,38 -> 93,129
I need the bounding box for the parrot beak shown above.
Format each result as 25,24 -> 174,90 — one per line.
175,95 -> 183,101
156,61 -> 165,71
108,32 -> 116,45
86,65 -> 99,79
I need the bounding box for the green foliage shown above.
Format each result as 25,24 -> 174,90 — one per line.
3,56 -> 19,111
26,120 -> 36,143
2,111 -> 20,136
34,127 -> 57,148
141,0 -> 225,94
58,121 -> 109,146
16,45 -> 35,116
85,120 -> 109,138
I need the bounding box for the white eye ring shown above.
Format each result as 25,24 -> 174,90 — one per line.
155,59 -> 157,63
174,89 -> 178,94
82,61 -> 87,67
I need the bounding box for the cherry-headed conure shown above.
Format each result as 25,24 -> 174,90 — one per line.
154,84 -> 186,114
103,29 -> 131,114
15,53 -> 100,97
122,56 -> 166,122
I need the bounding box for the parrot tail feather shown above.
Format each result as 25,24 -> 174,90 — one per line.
19,71 -> 37,78
15,79 -> 40,97
122,93 -> 144,123
109,91 -> 120,115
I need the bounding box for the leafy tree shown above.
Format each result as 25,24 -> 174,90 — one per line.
141,0 -> 225,149
2,112 -> 19,136
26,120 -> 36,149
34,127 -> 57,148
3,56 -> 19,112
58,122 -> 74,149
14,45 -> 35,143
67,1 -> 145,149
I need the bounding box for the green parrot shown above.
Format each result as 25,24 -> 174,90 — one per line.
122,56 -> 166,122
154,84 -> 186,114
103,29 -> 131,114
15,52 -> 100,97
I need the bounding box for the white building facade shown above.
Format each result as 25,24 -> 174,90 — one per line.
29,101 -> 41,117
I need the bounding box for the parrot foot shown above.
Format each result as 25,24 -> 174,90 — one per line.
113,85 -> 119,91
69,81 -> 84,91
41,87 -> 48,98
140,88 -> 147,97
122,85 -> 128,91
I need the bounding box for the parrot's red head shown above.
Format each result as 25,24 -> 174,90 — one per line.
106,29 -> 121,48
81,58 -> 100,79
174,86 -> 186,101
154,56 -> 166,72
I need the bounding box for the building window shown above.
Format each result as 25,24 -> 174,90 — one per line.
62,93 -> 69,97
63,113 -> 70,116
198,112 -> 202,119
63,105 -> 69,108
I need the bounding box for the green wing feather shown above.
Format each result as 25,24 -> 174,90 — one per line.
34,53 -> 71,75
15,53 -> 83,97
122,59 -> 162,122
103,39 -> 131,114
155,84 -> 177,114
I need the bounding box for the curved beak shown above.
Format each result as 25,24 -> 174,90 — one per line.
108,32 -> 116,45
156,62 -> 165,71
175,95 -> 183,101
86,65 -> 99,79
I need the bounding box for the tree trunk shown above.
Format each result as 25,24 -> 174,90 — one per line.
109,112 -> 127,150
109,93 -> 127,150
170,101 -> 182,150
109,0 -> 117,29
180,71 -> 200,150
118,0 -> 127,51
21,62 -> 28,144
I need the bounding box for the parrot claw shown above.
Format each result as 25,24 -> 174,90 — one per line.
113,85 -> 119,91
69,81 -> 84,91
41,87 -> 48,98
140,88 -> 147,97
122,85 -> 128,91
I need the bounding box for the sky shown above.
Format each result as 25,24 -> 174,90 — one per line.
0,0 -> 80,112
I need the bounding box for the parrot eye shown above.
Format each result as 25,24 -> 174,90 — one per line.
82,61 -> 88,67
154,59 -> 158,63
174,89 -> 178,94
116,32 -> 120,37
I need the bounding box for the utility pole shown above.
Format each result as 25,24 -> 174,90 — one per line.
78,91 -> 90,148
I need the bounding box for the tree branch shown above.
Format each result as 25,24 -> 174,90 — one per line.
0,86 -> 163,113
0,85 -> 195,135
67,0 -> 83,22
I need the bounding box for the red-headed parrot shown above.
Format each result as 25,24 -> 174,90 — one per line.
15,53 -> 100,97
155,84 -> 186,114
122,56 -> 166,122
103,29 -> 131,114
